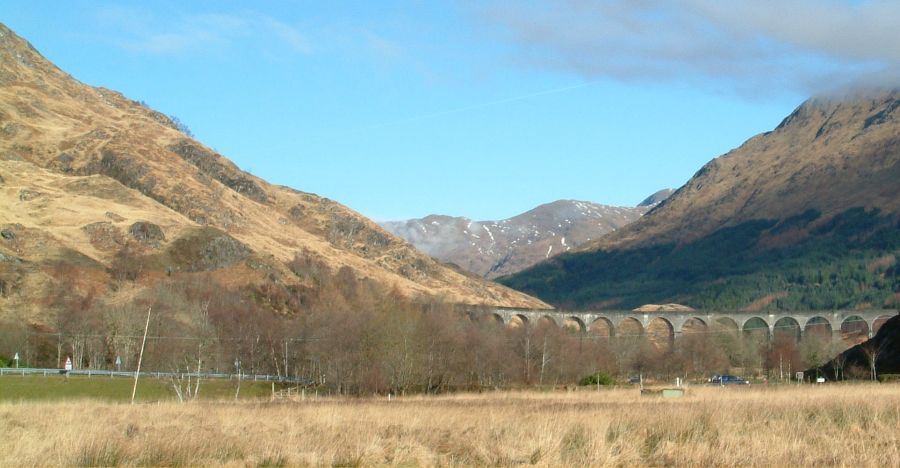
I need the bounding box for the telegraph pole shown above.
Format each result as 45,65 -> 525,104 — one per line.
131,306 -> 152,404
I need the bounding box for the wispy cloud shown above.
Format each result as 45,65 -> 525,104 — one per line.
263,17 -> 313,54
480,0 -> 900,96
95,6 -> 312,56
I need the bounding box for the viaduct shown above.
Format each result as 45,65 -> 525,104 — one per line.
473,308 -> 898,342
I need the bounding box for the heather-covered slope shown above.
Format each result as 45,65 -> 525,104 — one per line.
501,92 -> 900,310
0,23 -> 547,320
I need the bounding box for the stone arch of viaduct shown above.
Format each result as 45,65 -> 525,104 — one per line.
478,308 -> 898,340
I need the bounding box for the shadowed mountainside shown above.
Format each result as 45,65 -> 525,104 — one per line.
501,91 -> 900,310
810,315 -> 900,380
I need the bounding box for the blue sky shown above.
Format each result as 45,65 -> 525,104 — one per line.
4,1 -> 898,220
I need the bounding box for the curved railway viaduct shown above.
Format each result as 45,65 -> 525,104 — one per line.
474,308 -> 898,342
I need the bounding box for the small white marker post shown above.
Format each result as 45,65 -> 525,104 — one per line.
13,352 -> 19,369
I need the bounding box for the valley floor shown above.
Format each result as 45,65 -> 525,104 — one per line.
2,383 -> 898,467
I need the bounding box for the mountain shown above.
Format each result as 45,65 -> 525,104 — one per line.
810,315 -> 900,380
638,189 -> 675,207
0,22 -> 548,323
381,197 -> 669,279
500,91 -> 900,310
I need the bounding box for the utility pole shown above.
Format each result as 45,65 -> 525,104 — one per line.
131,306 -> 152,405
779,353 -> 783,382
539,337 -> 548,385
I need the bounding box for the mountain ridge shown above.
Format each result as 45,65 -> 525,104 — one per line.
0,22 -> 549,321
381,196 -> 670,279
501,90 -> 900,310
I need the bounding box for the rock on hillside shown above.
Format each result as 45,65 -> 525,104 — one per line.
0,23 -> 548,320
501,91 -> 900,310
381,197 -> 669,279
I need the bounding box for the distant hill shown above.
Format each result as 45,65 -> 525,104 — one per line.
638,189 -> 675,208
810,315 -> 900,380
0,22 -> 548,323
381,195 -> 670,279
500,91 -> 900,310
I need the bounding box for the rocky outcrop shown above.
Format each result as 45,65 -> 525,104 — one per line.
168,140 -> 268,204
167,227 -> 250,272
128,222 -> 166,248
82,222 -> 125,251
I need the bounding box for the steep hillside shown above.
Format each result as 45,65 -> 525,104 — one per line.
501,91 -> 900,310
810,315 -> 900,380
0,23 -> 547,322
381,197 -> 664,278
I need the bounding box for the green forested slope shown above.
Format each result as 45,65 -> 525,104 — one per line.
499,208 -> 900,310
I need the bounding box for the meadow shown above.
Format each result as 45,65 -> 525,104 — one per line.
1,382 -> 898,467
0,375 -> 282,402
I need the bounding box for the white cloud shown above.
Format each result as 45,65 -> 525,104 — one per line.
481,0 -> 900,96
263,17 -> 313,54
96,7 -> 312,57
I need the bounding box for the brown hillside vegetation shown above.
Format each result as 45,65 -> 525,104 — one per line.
0,22 -> 547,322
3,385 -> 899,467
582,90 -> 900,252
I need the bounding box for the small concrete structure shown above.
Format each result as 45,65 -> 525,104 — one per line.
640,387 -> 685,398
662,388 -> 685,398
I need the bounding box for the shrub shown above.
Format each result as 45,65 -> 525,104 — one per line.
878,374 -> 900,383
580,371 -> 616,386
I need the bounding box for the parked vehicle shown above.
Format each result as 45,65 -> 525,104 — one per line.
709,375 -> 750,385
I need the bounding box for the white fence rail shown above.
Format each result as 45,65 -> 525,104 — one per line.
0,367 -> 309,384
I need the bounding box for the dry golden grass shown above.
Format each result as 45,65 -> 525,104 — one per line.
3,383 -> 899,467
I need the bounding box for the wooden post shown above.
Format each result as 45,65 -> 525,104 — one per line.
131,307 -> 152,405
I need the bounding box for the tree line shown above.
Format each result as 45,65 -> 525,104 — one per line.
0,253 -> 867,394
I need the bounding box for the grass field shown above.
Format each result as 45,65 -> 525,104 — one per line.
0,374 -> 282,402
2,383 -> 898,467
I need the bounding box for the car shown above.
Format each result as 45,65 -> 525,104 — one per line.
710,375 -> 750,385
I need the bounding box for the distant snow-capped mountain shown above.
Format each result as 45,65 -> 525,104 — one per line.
381,193 -> 671,279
